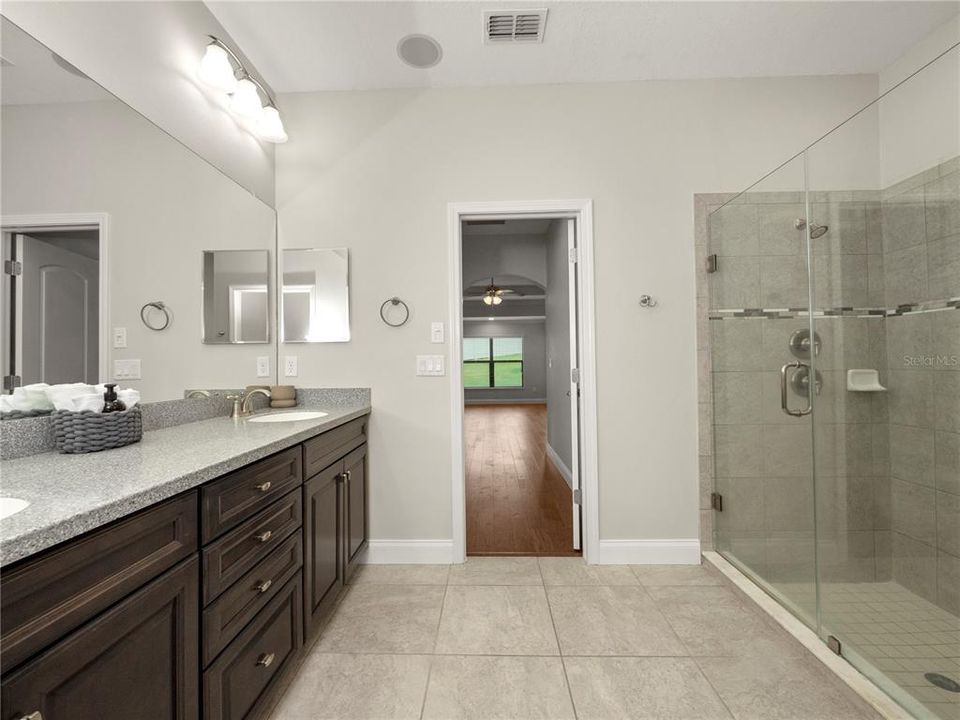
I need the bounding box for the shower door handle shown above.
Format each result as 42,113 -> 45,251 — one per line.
780,361 -> 813,417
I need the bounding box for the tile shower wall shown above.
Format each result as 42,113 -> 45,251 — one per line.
881,158 -> 960,615
695,156 -> 959,617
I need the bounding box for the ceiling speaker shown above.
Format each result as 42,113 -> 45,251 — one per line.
397,34 -> 443,69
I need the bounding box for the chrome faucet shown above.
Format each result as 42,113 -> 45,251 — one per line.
228,388 -> 272,419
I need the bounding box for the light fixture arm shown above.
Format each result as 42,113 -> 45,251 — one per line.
206,35 -> 278,108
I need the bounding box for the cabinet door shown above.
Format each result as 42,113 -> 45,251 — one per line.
303,463 -> 343,640
2,556 -> 200,720
343,444 -> 368,578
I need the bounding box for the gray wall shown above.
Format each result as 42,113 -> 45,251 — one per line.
545,220 -> 573,475
463,320 -> 546,403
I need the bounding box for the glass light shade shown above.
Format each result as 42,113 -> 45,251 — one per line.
257,105 -> 288,143
483,294 -> 494,305
230,78 -> 263,118
198,44 -> 237,93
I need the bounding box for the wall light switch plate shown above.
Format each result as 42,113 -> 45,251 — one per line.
284,355 -> 298,377
256,356 -> 270,378
113,359 -> 141,380
416,355 -> 445,376
430,322 -> 445,344
113,327 -> 127,349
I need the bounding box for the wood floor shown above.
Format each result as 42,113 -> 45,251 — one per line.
465,403 -> 579,556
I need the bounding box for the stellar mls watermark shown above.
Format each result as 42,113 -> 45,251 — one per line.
902,355 -> 960,368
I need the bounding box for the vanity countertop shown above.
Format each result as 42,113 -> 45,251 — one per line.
0,403 -> 371,566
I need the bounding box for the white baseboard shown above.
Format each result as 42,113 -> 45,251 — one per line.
464,398 -> 546,405
360,539 -> 454,564
595,539 -> 701,565
545,443 -> 573,489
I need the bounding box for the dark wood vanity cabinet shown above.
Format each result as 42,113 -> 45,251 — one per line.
2,556 -> 200,720
302,416 -> 368,641
0,412 -> 369,720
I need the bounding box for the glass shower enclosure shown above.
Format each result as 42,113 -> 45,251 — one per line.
707,41 -> 959,720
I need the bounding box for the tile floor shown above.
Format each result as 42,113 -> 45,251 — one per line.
267,557 -> 886,719
774,581 -> 960,720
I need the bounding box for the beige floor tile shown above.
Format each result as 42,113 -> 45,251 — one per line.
547,585 -> 686,656
435,585 -> 559,655
631,563 -> 724,587
421,655 -> 575,719
267,653 -> 431,720
447,557 -> 543,585
349,564 -> 450,585
539,557 -> 639,586
564,656 -> 733,720
648,585 -> 805,658
696,655 -> 883,719
318,585 -> 445,654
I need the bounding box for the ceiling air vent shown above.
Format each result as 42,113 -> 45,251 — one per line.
483,9 -> 548,44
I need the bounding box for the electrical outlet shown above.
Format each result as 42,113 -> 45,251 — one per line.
113,359 -> 141,380
256,356 -> 270,378
430,322 -> 445,343
284,355 -> 298,377
113,327 -> 127,349
416,355 -> 445,376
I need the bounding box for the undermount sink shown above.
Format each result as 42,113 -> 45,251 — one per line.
247,411 -> 328,424
0,497 -> 29,520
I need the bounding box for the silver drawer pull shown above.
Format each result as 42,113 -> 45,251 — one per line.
255,530 -> 273,543
255,579 -> 273,594
344,470 -> 351,481
255,481 -> 272,493
256,652 -> 275,668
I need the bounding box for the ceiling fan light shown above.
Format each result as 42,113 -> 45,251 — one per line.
198,43 -> 237,93
483,294 -> 494,305
230,77 -> 263,118
257,105 -> 288,143
492,295 -> 503,305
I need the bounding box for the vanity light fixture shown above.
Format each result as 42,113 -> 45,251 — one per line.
198,36 -> 287,143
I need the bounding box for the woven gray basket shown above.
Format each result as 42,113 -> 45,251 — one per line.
52,406 -> 143,454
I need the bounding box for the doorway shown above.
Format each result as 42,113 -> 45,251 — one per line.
448,200 -> 598,564
1,215 -> 108,392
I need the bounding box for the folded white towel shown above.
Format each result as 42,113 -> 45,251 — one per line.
117,389 -> 140,408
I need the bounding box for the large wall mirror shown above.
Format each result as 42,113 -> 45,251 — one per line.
0,16 -> 277,411
281,248 -> 350,343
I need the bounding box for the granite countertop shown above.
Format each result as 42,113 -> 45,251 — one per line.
0,402 -> 370,566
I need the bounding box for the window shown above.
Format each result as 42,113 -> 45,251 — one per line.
463,337 -> 523,388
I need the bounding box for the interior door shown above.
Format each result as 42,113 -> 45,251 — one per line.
567,218 -> 582,551
20,233 -> 99,384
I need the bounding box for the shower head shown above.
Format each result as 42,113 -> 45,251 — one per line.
794,218 -> 829,239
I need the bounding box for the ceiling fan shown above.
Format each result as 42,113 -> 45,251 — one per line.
482,277 -> 515,305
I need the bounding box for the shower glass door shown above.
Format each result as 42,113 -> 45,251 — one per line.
708,154 -> 821,626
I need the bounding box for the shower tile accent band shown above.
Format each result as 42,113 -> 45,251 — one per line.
708,296 -> 960,320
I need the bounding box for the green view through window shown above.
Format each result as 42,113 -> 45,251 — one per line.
463,337 -> 523,388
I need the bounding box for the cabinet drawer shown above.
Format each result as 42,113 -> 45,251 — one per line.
203,490 -> 302,605
1,492 -> 197,674
203,575 -> 302,720
303,416 -> 366,479
203,532 -> 302,666
202,447 -> 302,543
2,556 -> 200,720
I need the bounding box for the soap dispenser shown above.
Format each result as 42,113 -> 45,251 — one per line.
102,383 -> 127,413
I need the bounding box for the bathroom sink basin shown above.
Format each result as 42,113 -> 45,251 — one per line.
247,411 -> 328,424
0,497 -> 29,520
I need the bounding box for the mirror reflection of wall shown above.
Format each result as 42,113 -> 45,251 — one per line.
202,250 -> 270,344
0,17 -> 277,407
281,249 -> 350,343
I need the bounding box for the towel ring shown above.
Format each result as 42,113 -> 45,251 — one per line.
140,301 -> 171,331
379,297 -> 409,327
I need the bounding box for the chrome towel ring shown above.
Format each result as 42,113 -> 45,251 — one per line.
380,297 -> 409,327
140,301 -> 171,331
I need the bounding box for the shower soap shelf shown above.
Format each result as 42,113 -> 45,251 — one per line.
846,369 -> 886,392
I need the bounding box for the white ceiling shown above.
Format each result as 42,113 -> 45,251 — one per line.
206,1 -> 959,94
1,17 -> 112,105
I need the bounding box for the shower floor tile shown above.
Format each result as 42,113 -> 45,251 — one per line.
774,580 -> 960,719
